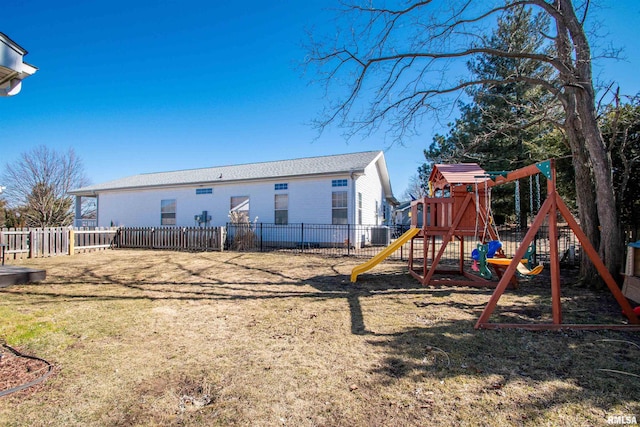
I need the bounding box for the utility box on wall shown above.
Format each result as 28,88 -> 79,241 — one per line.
194,210 -> 212,227
624,244 -> 640,276
622,243 -> 640,304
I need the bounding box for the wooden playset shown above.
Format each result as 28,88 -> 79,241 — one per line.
403,159 -> 639,330
408,162 -> 503,287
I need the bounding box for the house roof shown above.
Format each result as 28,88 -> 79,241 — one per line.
428,163 -> 488,190
70,151 -> 398,204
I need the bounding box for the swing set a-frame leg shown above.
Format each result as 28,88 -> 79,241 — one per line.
549,192 -> 562,323
475,196 -> 553,328
556,196 -> 639,325
475,191 -> 640,330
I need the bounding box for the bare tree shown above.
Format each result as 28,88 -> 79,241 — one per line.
307,0 -> 623,278
0,198 -> 6,227
600,91 -> 640,234
2,146 -> 89,227
402,173 -> 428,201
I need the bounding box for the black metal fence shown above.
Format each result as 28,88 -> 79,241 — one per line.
495,225 -> 581,267
225,223 -> 412,258
224,222 -> 583,267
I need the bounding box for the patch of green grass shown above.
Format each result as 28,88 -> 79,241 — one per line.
0,306 -> 58,345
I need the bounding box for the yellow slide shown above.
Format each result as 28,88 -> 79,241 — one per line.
350,228 -> 421,282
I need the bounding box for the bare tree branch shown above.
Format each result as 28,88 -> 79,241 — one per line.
307,0 -> 626,277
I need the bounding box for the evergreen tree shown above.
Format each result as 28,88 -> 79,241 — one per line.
310,0 -> 624,280
421,5 -> 564,226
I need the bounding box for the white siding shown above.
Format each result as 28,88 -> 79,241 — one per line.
355,161 -> 385,225
92,154 -> 397,231
97,175 -> 357,227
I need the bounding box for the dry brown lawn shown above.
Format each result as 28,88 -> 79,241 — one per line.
0,249 -> 639,426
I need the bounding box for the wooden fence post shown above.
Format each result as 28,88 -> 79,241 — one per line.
69,229 -> 75,256
29,229 -> 35,259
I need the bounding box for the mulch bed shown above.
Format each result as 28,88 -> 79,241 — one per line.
0,345 -> 52,397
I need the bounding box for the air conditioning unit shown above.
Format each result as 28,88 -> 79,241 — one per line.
371,226 -> 390,246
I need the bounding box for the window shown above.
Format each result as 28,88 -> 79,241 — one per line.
161,199 -> 176,225
196,188 -> 213,195
230,196 -> 250,223
332,179 -> 348,187
274,194 -> 288,225
357,192 -> 362,225
332,191 -> 348,224
275,183 -> 288,190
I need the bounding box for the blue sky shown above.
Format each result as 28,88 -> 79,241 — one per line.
1,1 -> 639,200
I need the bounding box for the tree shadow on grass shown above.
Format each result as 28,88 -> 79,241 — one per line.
309,266 -> 640,423
364,320 -> 640,424
0,254 -> 431,310
3,251 -> 639,422
340,268 -> 640,423
3,253 -> 628,331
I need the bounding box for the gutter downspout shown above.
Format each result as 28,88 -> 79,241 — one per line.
350,170 -> 362,248
350,170 -> 358,225
0,73 -> 22,96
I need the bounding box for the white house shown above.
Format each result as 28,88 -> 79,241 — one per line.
0,32 -> 37,97
70,152 -> 398,242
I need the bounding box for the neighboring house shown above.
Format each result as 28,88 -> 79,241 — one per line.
0,32 -> 37,97
392,200 -> 413,227
70,151 -> 398,245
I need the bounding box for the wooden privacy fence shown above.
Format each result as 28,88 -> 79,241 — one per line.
0,227 -> 118,261
116,227 -> 226,251
0,227 -> 226,261
72,229 -> 119,253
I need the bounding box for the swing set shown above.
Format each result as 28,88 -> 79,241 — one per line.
407,159 -> 639,330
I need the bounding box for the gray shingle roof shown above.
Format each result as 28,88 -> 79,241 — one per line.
70,151 -> 385,195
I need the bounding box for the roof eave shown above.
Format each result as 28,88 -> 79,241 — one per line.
69,169 -> 366,196
372,153 -> 398,205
